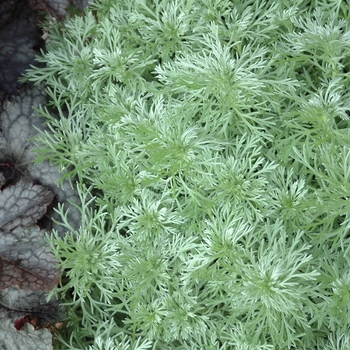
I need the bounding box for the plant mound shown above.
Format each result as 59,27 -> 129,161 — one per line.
24,0 -> 350,349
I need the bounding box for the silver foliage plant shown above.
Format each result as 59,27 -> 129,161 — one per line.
23,0 -> 350,349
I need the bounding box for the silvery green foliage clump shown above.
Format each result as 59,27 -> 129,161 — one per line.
24,0 -> 350,348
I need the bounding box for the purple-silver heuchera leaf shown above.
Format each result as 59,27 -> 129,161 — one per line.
0,309 -> 52,350
0,224 -> 59,291
0,180 -> 54,233
0,86 -> 81,234
0,285 -> 64,348
0,177 -> 60,346
0,178 -> 59,291
1,285 -> 64,342
0,0 -> 44,96
0,86 -> 73,347
1,286 -> 63,320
